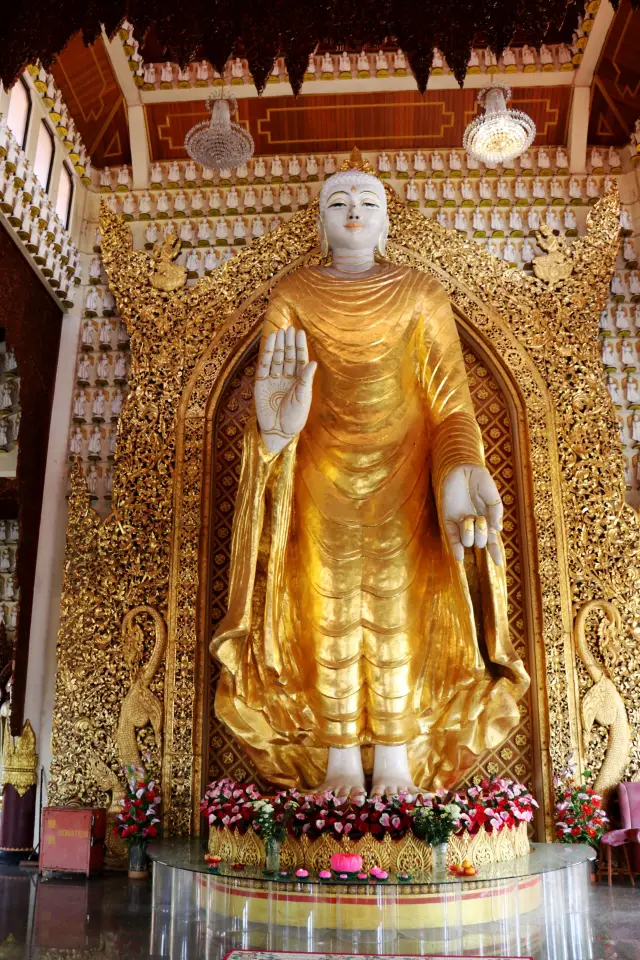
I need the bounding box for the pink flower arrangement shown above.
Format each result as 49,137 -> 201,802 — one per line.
452,777 -> 538,835
553,756 -> 608,850
200,778 -> 261,834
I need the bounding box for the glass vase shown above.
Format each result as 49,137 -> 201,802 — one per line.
431,841 -> 448,875
264,837 -> 281,874
128,841 -> 149,879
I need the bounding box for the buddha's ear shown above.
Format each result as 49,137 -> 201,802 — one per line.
376,217 -> 389,258
317,216 -> 329,258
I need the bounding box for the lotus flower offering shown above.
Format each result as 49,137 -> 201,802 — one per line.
330,852 -> 362,876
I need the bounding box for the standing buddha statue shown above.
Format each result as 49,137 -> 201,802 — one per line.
212,154 -> 529,796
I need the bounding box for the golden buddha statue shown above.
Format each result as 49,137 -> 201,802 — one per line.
211,156 -> 529,797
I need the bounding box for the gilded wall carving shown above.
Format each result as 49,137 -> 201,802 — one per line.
49,186 -> 640,840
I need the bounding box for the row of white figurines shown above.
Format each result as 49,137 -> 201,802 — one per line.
602,338 -> 640,369
78,316 -> 129,348
69,424 -> 117,459
72,387 -> 126,422
75,352 -> 128,383
81,463 -> 113,499
0,602 -> 18,631
606,373 -> 640,407
0,414 -> 20,448
601,306 -> 640,334
100,146 -> 624,193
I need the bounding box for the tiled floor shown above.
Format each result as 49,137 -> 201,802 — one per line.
0,863 -> 637,959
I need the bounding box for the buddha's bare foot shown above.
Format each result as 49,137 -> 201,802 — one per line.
372,744 -> 418,800
319,746 -> 365,799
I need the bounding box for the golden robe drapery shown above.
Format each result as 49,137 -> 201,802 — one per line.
212,264 -> 529,790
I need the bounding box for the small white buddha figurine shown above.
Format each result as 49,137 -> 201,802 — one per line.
448,152 -> 462,173
215,219 -> 229,243
590,147 -> 604,170
179,220 -> 194,245
549,176 -> 564,200
96,354 -> 110,381
514,177 -> 528,201
602,339 -> 617,367
509,209 -> 523,232
269,215 -> 282,231
145,223 -> 159,248
547,209 -> 562,233
436,209 -> 449,228
425,180 -> 438,202
116,320 -> 129,346
88,426 -> 102,458
69,426 -> 84,456
393,49 -> 407,73
117,166 -> 130,190
196,60 -> 209,84
197,220 -> 211,244
585,176 -> 600,200
377,154 -> 391,178
604,173 -> 617,194
537,148 -> 550,171
288,156 -> 301,180
122,194 -> 136,219
150,162 -> 163,186
490,209 -> 504,232
305,156 -> 319,179
503,238 -> 518,262
376,50 -> 389,74
0,548 -> 9,573
431,151 -> 444,174
226,186 -> 240,210
191,189 -> 204,214
616,305 -> 630,330
554,147 -> 569,171
442,179 -> 456,202
496,178 -> 510,200
88,256 -> 102,284
564,209 -> 577,231
160,61 -> 174,86
77,354 -> 91,383
100,167 -> 112,191
632,412 -> 640,442
280,184 -> 293,208
539,44 -> 553,67
85,464 -> 99,497
621,209 -> 633,232
406,180 -> 420,204
305,53 -> 317,78
244,185 -> 257,210
630,273 -> 640,296
321,53 -> 334,76
111,390 -> 123,418
186,249 -> 200,275
252,215 -> 266,238
297,184 -> 310,206
136,192 -> 151,219
454,208 -> 467,231
413,152 -> 427,176
102,290 -> 115,316
85,288 -> 100,316
338,52 -> 352,76
233,217 -> 247,243
432,48 -> 444,71
99,318 -> 113,348
527,208 -> 541,232
608,145 -> 622,170
568,177 -> 582,201
624,239 -> 637,263
236,163 -> 249,182
357,50 -> 371,74
156,191 -> 169,216
532,177 -> 546,200
92,389 -> 106,420
611,272 -> 625,297
607,375 -> 622,404
262,185 -> 275,210
467,50 -> 480,71
460,179 -> 474,202
231,58 -> 244,81
204,249 -> 219,272
626,377 -> 640,404
73,390 -> 87,420
599,308 -> 611,332
478,177 -> 492,201
522,238 -> 536,263
270,156 -> 284,180
621,340 -> 636,367
209,188 -> 222,211
143,63 -> 156,86
184,159 -> 197,185
324,156 -> 337,176
502,48 -> 517,70
485,48 -> 498,70
396,153 -> 409,177
167,161 -> 181,184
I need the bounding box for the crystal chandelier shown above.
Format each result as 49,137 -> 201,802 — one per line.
463,84 -> 536,167
184,92 -> 254,171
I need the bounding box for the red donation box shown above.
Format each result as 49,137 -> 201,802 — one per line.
39,807 -> 106,876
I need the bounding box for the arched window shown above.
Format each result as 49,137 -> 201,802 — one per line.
55,163 -> 74,228
6,78 -> 31,148
33,120 -> 55,191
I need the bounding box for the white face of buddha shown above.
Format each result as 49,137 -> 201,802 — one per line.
321,177 -> 388,252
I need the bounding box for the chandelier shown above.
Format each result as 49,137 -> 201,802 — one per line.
184,93 -> 254,171
463,84 -> 536,167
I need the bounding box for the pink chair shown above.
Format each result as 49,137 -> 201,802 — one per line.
618,782 -> 640,873
596,829 -> 635,886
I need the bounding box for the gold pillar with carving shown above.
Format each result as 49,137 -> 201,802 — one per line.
0,720 -> 38,863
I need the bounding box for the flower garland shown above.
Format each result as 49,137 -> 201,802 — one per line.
201,776 -> 537,843
553,756 -> 608,849
114,765 -> 162,846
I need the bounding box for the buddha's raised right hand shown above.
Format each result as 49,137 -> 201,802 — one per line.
255,326 -> 317,454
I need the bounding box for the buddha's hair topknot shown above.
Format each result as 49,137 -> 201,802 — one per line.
318,170 -> 387,217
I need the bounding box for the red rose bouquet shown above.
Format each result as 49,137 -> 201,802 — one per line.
114,765 -> 162,847
554,756 -> 608,849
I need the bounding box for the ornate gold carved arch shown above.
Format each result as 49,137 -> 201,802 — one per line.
48,187 -> 640,843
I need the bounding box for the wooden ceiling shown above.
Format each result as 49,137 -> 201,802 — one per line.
145,87 -> 572,160
588,0 -> 640,145
51,33 -> 131,166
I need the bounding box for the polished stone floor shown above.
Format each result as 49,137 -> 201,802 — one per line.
0,862 -> 637,959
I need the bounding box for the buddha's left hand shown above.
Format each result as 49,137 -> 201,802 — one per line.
441,464 -> 503,565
